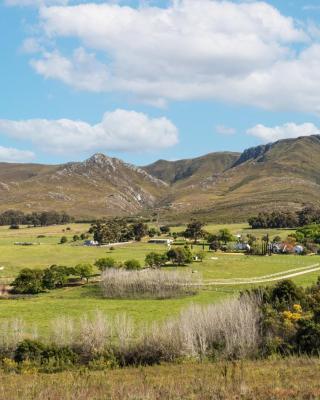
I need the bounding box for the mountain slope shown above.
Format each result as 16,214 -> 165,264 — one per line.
0,136 -> 320,222
0,154 -> 167,218
158,135 -> 320,221
142,152 -> 239,185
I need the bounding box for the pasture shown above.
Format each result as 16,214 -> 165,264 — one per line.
0,222 -> 320,334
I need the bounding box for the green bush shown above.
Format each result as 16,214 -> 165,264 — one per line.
14,340 -> 45,363
11,268 -> 44,294
95,257 -> 117,271
124,259 -> 141,270
60,236 -> 68,244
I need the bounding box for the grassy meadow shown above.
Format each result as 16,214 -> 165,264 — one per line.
1,222 -> 320,334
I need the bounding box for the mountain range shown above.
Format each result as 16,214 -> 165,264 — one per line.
1,135 -> 320,222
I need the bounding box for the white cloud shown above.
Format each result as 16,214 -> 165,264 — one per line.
0,110 -> 178,154
25,0 -> 320,112
20,38 -> 44,54
0,146 -> 35,163
247,122 -> 320,142
215,125 -> 236,136
4,0 -> 67,7
31,48 -> 109,92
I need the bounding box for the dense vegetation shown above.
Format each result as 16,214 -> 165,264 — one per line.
89,219 -> 148,244
0,210 -> 73,227
248,207 -> 320,229
11,264 -> 93,294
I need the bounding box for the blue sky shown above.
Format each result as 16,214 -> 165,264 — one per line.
1,0 -> 320,165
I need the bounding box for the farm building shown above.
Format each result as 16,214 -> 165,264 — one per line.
148,239 -> 173,245
84,240 -> 99,246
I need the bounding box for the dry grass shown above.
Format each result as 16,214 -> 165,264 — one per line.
0,295 -> 260,367
0,358 -> 319,400
100,268 -> 201,299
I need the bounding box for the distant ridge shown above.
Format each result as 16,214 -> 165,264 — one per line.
0,135 -> 320,221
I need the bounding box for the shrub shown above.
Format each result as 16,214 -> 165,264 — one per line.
124,259 -> 141,270
100,269 -> 200,299
74,263 -> 93,283
145,252 -> 167,268
296,320 -> 320,355
11,268 -> 44,294
95,257 -> 117,271
9,224 -> 19,229
60,236 -> 68,244
42,265 -> 71,289
167,247 -> 193,265
14,340 -> 45,363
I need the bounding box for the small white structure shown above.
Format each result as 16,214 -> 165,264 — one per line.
294,245 -> 304,254
84,240 -> 99,246
148,239 -> 173,245
235,242 -> 250,251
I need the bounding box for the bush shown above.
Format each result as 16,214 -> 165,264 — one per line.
167,247 -> 193,265
14,340 -> 45,363
124,259 -> 141,270
9,224 -> 19,229
100,269 -> 200,299
11,269 -> 44,294
145,252 -> 167,268
74,263 -> 93,283
60,236 -> 68,244
95,257 -> 117,271
296,320 -> 320,355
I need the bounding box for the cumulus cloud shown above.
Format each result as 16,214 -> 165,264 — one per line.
0,110 -> 178,154
0,146 -> 35,163
25,0 -> 320,112
215,125 -> 236,136
247,122 -> 320,142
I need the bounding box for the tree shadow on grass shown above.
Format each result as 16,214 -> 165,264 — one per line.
79,283 -> 105,299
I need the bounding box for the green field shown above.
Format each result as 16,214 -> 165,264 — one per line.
1,223 -> 320,335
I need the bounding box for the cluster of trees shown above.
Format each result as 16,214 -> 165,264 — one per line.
248,207 -> 320,229
0,210 -> 73,227
252,278 -> 320,356
11,264 -> 93,294
94,257 -> 142,271
89,219 -> 149,244
94,246 -> 197,273
295,225 -> 320,244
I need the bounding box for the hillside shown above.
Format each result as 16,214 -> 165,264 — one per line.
143,152 -> 239,185
0,136 -> 320,221
0,154 -> 167,219
156,135 -> 320,222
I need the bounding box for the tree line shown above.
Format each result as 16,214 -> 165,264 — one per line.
0,210 -> 73,227
248,207 -> 320,229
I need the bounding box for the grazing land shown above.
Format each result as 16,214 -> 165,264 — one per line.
1,223 -> 320,334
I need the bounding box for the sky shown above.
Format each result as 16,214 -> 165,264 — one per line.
1,0 -> 320,165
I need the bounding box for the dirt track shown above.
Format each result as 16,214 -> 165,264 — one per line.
203,263 -> 320,286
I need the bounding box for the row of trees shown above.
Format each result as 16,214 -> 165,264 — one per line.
0,210 -> 73,227
12,264 -> 93,294
248,207 -> 320,229
95,247 -> 198,272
